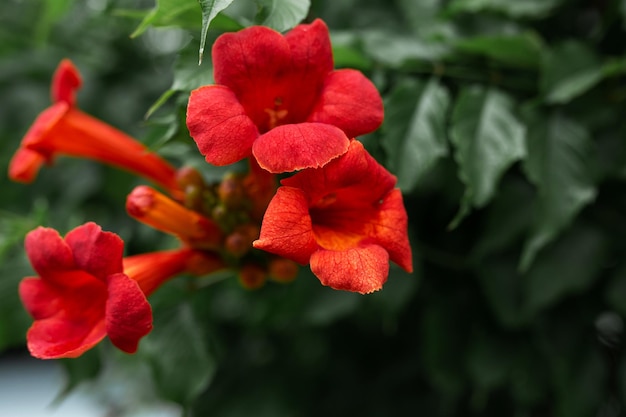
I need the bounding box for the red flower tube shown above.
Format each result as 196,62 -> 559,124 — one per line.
123,247 -> 226,295
253,140 -> 413,294
9,59 -> 182,198
126,185 -> 223,249
186,19 -> 384,173
18,222 -> 153,359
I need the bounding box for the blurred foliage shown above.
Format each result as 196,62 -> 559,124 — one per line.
2,0 -> 626,416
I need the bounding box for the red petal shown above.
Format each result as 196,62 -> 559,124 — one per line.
19,278 -> 60,320
187,85 -> 259,166
252,123 -> 349,173
310,245 -> 390,294
64,222 -> 124,281
8,148 -> 47,183
27,318 -> 107,359
308,69 -> 384,138
374,189 -> 413,272
105,273 -> 153,353
25,227 -> 75,279
285,19 -> 333,80
51,59 -> 82,106
253,187 -> 318,265
212,26 -> 293,127
24,271 -> 108,359
21,102 -> 69,155
282,140 -> 396,204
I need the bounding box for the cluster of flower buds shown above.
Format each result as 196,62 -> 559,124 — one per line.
9,19 -> 412,360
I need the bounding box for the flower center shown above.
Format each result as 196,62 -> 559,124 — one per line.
264,97 -> 289,130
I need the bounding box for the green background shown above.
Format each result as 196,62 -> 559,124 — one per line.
1,0 -> 626,416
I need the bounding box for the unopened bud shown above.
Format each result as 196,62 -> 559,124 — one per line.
238,264 -> 267,290
268,257 -> 299,283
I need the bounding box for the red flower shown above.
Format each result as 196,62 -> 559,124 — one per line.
126,185 -> 224,250
123,247 -> 226,295
253,140 -> 412,294
9,59 -> 182,198
18,222 -> 152,359
186,19 -> 383,173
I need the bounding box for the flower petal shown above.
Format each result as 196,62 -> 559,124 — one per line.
64,222 -> 124,281
27,319 -> 107,359
253,187 -> 318,265
19,278 -> 60,320
105,273 -> 153,353
187,85 -> 259,166
252,123 -> 349,173
25,227 -> 75,279
308,69 -> 384,138
285,19 -> 333,80
51,59 -> 82,106
24,272 -> 108,359
310,245 -> 390,294
212,25 -> 292,125
374,189 -> 413,272
282,140 -> 396,205
8,148 -> 47,183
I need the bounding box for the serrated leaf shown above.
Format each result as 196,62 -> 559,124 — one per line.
256,0 -> 310,32
449,86 -> 526,228
541,41 -> 604,104
198,0 -> 236,64
447,0 -> 564,18
519,113 -> 596,270
142,302 -> 216,405
455,32 -> 543,68
131,0 -> 202,38
382,77 -> 450,192
523,225 -> 606,316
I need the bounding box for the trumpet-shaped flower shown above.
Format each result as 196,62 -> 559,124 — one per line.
9,59 -> 182,198
19,222 -> 152,359
186,19 -> 383,173
254,140 -> 412,294
126,185 -> 223,249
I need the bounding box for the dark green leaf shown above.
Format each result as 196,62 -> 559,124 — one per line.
146,40 -> 214,117
541,41 -> 604,104
605,264 -> 626,317
382,77 -> 450,192
447,0 -> 564,18
455,32 -> 543,68
396,0 -> 446,36
519,113 -> 596,270
130,0 -> 202,38
361,30 -> 451,68
198,0 -> 236,64
523,224 -> 606,317
449,86 -> 526,228
257,0 -> 310,32
141,302 -> 216,405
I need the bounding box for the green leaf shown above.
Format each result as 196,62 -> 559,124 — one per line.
523,224 -> 606,317
519,113 -> 596,270
541,41 -> 604,104
382,77 -> 450,192
360,30 -> 451,68
256,0 -> 311,32
198,0 -> 236,64
447,0 -> 564,18
142,302 -> 216,405
146,40 -> 214,117
130,0 -> 202,38
449,86 -> 526,228
34,0 -> 74,45
455,32 -> 543,68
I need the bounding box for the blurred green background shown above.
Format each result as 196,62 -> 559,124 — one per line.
2,0 -> 626,416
